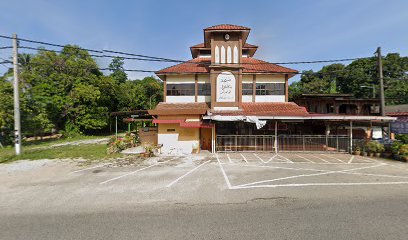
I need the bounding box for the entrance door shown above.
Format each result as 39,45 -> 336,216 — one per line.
200,128 -> 212,151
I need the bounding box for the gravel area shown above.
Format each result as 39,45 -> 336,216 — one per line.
0,159 -> 55,173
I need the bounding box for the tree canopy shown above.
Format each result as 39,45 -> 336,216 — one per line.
0,45 -> 162,144
290,53 -> 408,104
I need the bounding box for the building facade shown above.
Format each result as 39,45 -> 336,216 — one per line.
149,24 -> 395,154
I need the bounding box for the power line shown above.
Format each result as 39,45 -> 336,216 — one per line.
0,46 -> 13,50
0,34 -> 103,54
20,44 -> 370,68
19,46 -> 181,62
0,34 -> 373,66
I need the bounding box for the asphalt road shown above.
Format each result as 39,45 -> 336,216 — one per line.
2,196 -> 408,240
1,153 -> 408,239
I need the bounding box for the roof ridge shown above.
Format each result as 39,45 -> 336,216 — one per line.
204,24 -> 251,30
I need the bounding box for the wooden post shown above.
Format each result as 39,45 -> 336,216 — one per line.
195,74 -> 198,102
252,74 -> 256,102
163,75 -> 167,102
285,74 -> 289,102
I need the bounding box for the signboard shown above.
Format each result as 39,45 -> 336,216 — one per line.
216,71 -> 236,102
391,121 -> 408,134
372,127 -> 383,140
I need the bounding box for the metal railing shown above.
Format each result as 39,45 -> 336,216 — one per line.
216,135 -> 351,152
216,135 -> 275,152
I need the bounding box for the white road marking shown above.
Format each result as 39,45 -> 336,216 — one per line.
294,154 -> 315,163
166,160 -> 211,187
266,154 -> 278,163
240,153 -> 248,163
235,163 -> 385,188
216,154 -> 232,189
227,154 -> 233,163
277,154 -> 293,163
236,163 -> 328,172
323,154 -> 346,163
100,159 -> 173,184
348,155 -> 355,164
385,163 -> 408,171
312,154 -> 330,163
69,163 -> 111,174
253,153 -> 266,163
232,181 -> 408,189
341,171 -> 408,179
358,156 -> 375,163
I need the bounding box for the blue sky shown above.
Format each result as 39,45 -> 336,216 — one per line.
1,0 -> 407,83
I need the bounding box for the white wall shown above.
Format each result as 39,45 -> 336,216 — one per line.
197,74 -> 210,83
255,74 -> 285,83
197,96 -> 211,103
158,134 -> 198,155
255,95 -> 285,102
166,75 -> 195,83
242,75 -> 252,83
166,96 -> 195,103
242,95 -> 252,102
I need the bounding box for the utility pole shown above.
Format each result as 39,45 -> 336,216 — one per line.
376,47 -> 385,116
12,33 -> 22,155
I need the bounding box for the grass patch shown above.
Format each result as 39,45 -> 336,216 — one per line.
0,143 -> 121,163
22,134 -> 111,148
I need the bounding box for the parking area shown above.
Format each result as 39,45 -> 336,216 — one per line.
216,153 -> 408,190
2,152 -> 408,207
33,153 -> 408,190
47,153 -> 408,189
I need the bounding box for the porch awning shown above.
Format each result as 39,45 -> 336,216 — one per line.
152,119 -> 184,124
180,121 -> 215,128
204,115 -> 397,122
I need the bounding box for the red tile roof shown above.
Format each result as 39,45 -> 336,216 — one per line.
210,102 -> 309,117
180,121 -> 214,128
148,102 -> 209,115
152,119 -> 184,124
190,43 -> 258,48
156,58 -> 297,74
387,112 -> 408,116
205,24 -> 250,31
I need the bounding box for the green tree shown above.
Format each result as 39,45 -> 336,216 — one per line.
108,57 -> 127,84
20,45 -> 111,135
290,53 -> 408,104
0,74 -> 14,145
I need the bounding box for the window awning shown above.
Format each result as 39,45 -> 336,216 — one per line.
152,119 -> 185,124
180,121 -> 215,128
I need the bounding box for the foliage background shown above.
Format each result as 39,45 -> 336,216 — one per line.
0,46 -> 162,145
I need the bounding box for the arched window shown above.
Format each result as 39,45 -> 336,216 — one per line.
214,45 -> 220,63
220,46 -> 226,64
233,45 -> 238,63
227,46 -> 232,64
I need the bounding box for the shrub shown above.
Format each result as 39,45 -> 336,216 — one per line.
396,134 -> 408,144
365,141 -> 378,153
400,144 -> 408,156
377,143 -> 385,153
106,133 -> 137,154
365,141 -> 385,153
391,141 -> 404,155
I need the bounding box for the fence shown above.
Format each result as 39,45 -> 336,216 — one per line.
216,135 -> 275,152
216,135 -> 351,152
